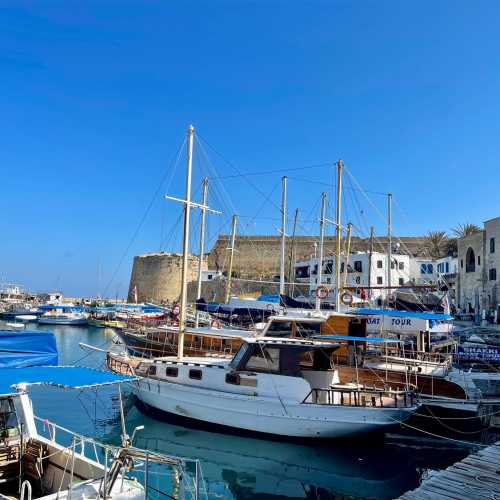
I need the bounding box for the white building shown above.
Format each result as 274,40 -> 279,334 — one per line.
294,251 -> 412,303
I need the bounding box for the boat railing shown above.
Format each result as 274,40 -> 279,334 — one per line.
34,416 -> 205,498
301,387 -> 417,408
106,353 -> 137,376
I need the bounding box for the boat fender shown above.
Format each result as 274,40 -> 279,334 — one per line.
316,285 -> 330,299
341,291 -> 354,305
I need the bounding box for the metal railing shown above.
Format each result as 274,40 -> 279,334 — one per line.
301,387 -> 417,408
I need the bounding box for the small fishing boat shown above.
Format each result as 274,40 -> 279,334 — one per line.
37,305 -> 89,325
88,308 -> 126,329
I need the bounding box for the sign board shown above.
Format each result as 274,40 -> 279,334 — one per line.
457,345 -> 500,362
365,315 -> 429,334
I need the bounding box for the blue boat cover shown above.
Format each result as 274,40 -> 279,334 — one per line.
0,366 -> 136,396
355,308 -> 453,321
313,335 -> 403,343
0,330 -> 58,368
257,295 -> 280,303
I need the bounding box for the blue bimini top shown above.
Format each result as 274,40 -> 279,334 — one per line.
0,366 -> 136,396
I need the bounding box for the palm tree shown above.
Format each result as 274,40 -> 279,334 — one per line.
425,230 -> 448,258
451,223 -> 481,238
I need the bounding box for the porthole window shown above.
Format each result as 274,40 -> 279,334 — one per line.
189,369 -> 202,380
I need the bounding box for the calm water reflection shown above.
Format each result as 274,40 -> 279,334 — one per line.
5,322 -> 474,499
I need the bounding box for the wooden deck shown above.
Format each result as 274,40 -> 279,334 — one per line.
398,441 -> 500,499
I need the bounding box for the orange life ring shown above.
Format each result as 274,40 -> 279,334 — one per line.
211,319 -> 221,329
316,285 -> 330,299
341,291 -> 354,305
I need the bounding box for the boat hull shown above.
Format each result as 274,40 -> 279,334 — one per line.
38,317 -> 88,325
132,378 -> 416,439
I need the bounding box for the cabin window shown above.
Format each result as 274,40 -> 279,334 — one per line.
166,366 -> 178,377
225,373 -> 240,385
466,248 -> 475,273
489,268 -> 497,281
245,346 -> 280,372
377,260 -> 383,269
391,261 -> 395,270
340,262 -> 345,273
377,276 -> 383,285
398,261 -> 404,270
491,238 -> 495,253
324,261 -> 333,274
399,278 -> 404,285
229,344 -> 248,369
354,261 -> 362,273
189,369 -> 202,380
148,365 -> 157,375
0,399 -> 19,438
478,256 -> 481,266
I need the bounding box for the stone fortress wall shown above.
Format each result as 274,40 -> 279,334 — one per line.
128,235 -> 430,303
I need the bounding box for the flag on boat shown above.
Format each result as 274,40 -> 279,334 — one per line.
441,292 -> 450,315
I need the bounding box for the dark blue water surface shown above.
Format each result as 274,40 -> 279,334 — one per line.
3,322 -> 482,499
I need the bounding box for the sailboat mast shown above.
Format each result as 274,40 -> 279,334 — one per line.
335,160 -> 343,311
195,177 -> 209,327
178,124 -> 195,360
225,215 -> 237,303
315,192 -> 327,311
288,208 -> 299,296
343,222 -> 352,288
387,193 -> 393,302
279,176 -> 287,296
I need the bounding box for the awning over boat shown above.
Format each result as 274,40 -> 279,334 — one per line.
0,366 -> 136,396
313,335 -> 403,343
0,330 -> 58,368
355,308 -> 453,321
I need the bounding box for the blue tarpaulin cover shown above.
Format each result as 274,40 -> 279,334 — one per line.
0,330 -> 58,368
313,335 -> 403,343
0,366 -> 136,396
355,308 -> 453,321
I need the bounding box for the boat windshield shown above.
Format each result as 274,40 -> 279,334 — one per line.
229,344 -> 248,370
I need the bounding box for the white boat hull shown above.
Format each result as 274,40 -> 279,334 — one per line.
38,317 -> 88,325
133,378 -> 416,439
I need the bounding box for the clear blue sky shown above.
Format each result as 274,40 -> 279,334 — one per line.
1,1 -> 500,297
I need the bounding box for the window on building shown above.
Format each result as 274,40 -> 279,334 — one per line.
489,268 -> 497,281
354,260 -> 362,272
491,238 -> 495,253
466,248 -> 475,273
377,260 -> 383,269
461,259 -> 463,269
398,261 -> 404,270
377,276 -> 383,285
478,255 -> 481,266
399,277 -> 404,285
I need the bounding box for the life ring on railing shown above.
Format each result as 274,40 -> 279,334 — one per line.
341,291 -> 354,306
316,285 -> 330,299
211,319 -> 221,329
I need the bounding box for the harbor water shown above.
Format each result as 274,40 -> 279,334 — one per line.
3,322 -> 487,500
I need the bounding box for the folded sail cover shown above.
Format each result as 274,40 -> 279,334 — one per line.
0,366 -> 136,396
0,330 -> 58,368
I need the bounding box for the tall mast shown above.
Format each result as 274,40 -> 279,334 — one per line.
368,226 -> 374,299
177,124 -> 195,360
335,160 -> 343,311
387,193 -> 393,302
195,177 -> 209,327
279,176 -> 287,296
288,208 -> 299,296
343,222 -> 352,288
315,192 -> 327,311
225,215 -> 237,303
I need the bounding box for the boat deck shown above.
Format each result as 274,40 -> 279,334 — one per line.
398,441 -> 500,499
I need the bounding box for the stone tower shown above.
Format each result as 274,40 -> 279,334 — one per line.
127,252 -> 205,303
